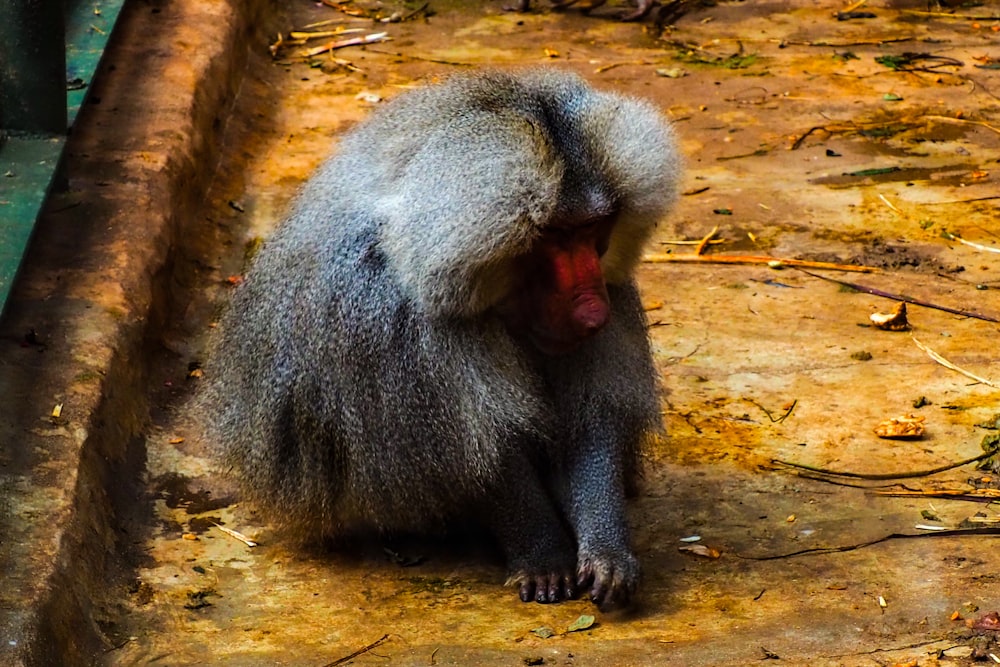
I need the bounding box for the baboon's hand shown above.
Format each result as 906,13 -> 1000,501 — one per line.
508,568 -> 578,604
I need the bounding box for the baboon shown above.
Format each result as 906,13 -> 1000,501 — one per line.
202,69 -> 680,608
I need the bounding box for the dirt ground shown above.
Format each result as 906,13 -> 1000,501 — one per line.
25,1 -> 1000,665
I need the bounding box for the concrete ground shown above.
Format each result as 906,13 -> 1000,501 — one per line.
2,0 -> 1000,665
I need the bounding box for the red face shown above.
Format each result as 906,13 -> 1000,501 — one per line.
503,217 -> 615,355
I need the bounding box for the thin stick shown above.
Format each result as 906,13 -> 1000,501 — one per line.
941,231 -> 1000,254
738,528 -> 1000,561
212,523 -> 258,547
912,336 -> 998,388
876,489 -> 1000,499
746,398 -> 797,423
878,193 -> 902,214
794,268 -> 1000,322
643,253 -> 879,273
901,10 -> 1000,20
289,28 -> 365,40
594,59 -> 652,74
323,634 -> 390,667
923,115 -> 1000,135
660,239 -> 725,246
694,225 -> 720,256
772,450 -> 995,480
301,18 -> 353,29
781,37 -> 917,48
920,195 -> 1000,206
300,32 -> 389,58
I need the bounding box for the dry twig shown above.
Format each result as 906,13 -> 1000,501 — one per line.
300,32 -> 389,58
795,269 -> 1000,323
212,523 -> 258,547
876,488 -> 1000,500
644,253 -> 878,273
323,634 -> 391,667
912,337 -> 998,388
693,225 -> 719,256
772,450 -> 995,480
941,231 -> 1000,254
739,527 -> 1000,561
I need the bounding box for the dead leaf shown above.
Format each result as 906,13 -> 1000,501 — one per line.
567,614 -> 595,633
874,414 -> 926,439
679,544 -> 721,559
870,302 -> 910,331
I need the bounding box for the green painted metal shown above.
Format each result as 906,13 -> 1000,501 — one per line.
0,136 -> 67,305
66,0 -> 129,125
0,0 -> 128,317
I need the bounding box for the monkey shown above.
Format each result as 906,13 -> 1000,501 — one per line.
509,0 -> 656,22
201,69 -> 680,608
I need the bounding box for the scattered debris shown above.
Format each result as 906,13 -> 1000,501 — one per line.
744,398 -> 797,424
912,337 -> 998,388
874,52 -> 964,72
300,32 -> 389,59
879,489 -> 1000,501
942,231 -> 1000,255
772,448 -> 995,481
973,611 -> 1000,631
567,615 -> 596,633
760,646 -> 781,660
355,91 -> 383,104
874,414 -> 926,440
212,523 -> 258,548
870,302 -> 910,331
323,634 -> 390,667
183,589 -> 216,610
739,526 -> 1000,561
655,67 -> 688,78
644,253 -> 878,273
796,269 -> 1000,323
694,225 -> 720,255
383,547 -> 425,567
837,11 -> 876,20
531,626 -> 556,639
679,544 -> 721,559
878,193 -> 902,214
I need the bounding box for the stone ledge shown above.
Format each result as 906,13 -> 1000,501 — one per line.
0,0 -> 266,663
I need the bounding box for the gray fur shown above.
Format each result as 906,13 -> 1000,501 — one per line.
201,69 -> 681,607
